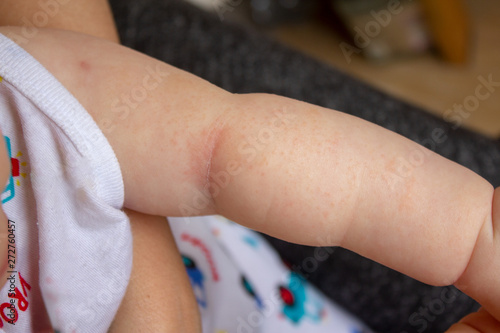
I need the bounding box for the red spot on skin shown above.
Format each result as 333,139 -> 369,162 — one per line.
80,61 -> 91,71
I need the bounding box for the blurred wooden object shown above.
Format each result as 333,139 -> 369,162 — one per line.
266,0 -> 500,138
420,0 -> 469,63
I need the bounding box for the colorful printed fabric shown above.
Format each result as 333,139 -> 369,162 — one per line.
169,216 -> 373,333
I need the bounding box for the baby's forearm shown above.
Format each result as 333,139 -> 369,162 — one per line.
212,93 -> 494,286
214,93 -> 500,324
211,92 -> 500,321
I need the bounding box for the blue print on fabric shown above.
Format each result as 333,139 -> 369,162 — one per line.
182,255 -> 208,308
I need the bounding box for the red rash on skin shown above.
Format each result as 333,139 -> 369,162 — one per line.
188,116 -> 231,203
79,60 -> 91,71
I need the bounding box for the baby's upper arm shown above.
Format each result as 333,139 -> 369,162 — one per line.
0,26 -> 233,217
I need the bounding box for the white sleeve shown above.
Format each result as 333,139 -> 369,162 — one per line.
0,33 -> 132,333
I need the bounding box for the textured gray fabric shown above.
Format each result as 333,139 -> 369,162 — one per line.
109,0 -> 500,331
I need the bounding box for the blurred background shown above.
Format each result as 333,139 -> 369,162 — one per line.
183,0 -> 500,139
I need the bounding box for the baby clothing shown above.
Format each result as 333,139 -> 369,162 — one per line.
0,33 -> 132,332
0,32 -> 372,332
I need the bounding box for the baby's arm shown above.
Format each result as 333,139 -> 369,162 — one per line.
6,27 -> 499,328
